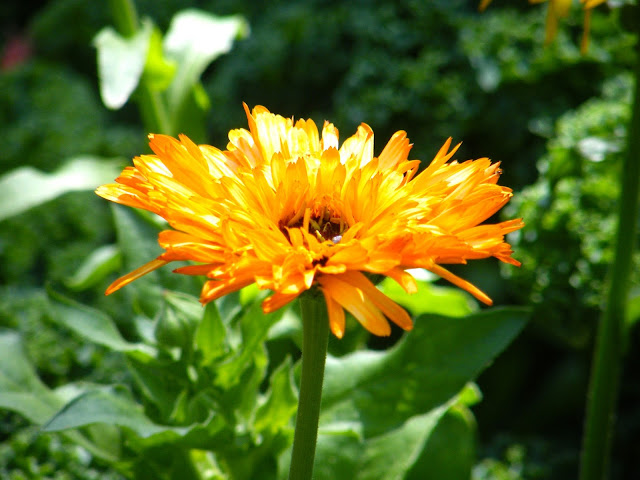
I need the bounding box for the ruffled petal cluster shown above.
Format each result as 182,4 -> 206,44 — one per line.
96,104 -> 523,338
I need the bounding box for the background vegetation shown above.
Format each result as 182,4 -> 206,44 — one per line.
0,0 -> 638,478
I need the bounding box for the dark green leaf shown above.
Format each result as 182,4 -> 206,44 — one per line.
321,307 -> 529,437
406,405 -> 476,480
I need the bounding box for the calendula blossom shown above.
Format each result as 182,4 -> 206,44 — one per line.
479,0 -> 607,53
96,105 -> 523,338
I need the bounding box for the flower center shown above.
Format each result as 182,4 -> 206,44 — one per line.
282,204 -> 348,244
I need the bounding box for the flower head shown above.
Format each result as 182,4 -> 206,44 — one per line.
96,105 -> 523,338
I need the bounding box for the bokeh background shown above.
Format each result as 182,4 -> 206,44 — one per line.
1,0 -> 638,478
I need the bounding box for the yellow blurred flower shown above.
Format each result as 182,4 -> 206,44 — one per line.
96,105 -> 523,338
478,0 -> 607,52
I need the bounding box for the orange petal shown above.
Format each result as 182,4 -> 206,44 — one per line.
105,258 -> 168,295
322,289 -> 346,338
384,267 -> 418,294
262,292 -> 300,313
340,271 -> 413,331
200,276 -> 255,304
318,275 -> 391,336
427,263 -> 493,306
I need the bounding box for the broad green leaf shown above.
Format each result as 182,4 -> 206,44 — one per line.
0,331 -> 51,395
312,404 -> 450,480
406,405 -> 477,480
163,10 -> 248,117
380,276 -> 476,318
356,405 -> 451,480
0,392 -> 58,425
42,387 -> 182,437
65,244 -> 122,290
321,307 -> 529,437
47,288 -> 154,354
0,156 -> 123,221
253,357 -> 297,434
196,301 -> 228,364
0,332 -> 62,423
94,20 -> 153,109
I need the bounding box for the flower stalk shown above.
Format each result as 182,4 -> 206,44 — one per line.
579,14 -> 640,480
289,293 -> 330,480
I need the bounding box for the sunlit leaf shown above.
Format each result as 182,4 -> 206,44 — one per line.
379,276 -> 476,318
163,10 -> 248,116
0,156 -> 123,221
94,19 -> 153,109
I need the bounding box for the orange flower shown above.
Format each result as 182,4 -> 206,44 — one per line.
580,0 -> 607,53
478,0 -> 606,52
96,105 -> 523,338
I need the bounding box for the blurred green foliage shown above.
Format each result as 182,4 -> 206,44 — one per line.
505,72 -> 639,347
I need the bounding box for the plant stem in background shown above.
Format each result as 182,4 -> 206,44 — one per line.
579,18 -> 640,480
108,0 -> 172,135
288,294 -> 330,480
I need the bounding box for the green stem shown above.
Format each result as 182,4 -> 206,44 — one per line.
579,19 -> 640,480
289,294 -> 330,480
107,0 -> 172,135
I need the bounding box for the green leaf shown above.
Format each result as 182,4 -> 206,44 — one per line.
0,156 -> 123,221
310,308 -> 527,480
0,331 -> 62,423
321,307 -> 529,438
163,10 -> 248,117
0,331 -> 51,395
215,294 -> 286,389
155,290 -> 203,348
312,404 -> 450,480
94,20 -> 153,109
379,275 -> 476,318
406,405 -> 477,480
126,352 -> 186,420
47,288 -> 154,354
253,357 -> 297,434
65,244 -> 122,291
196,301 -> 228,364
42,387 -> 181,437
356,405 -> 451,480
